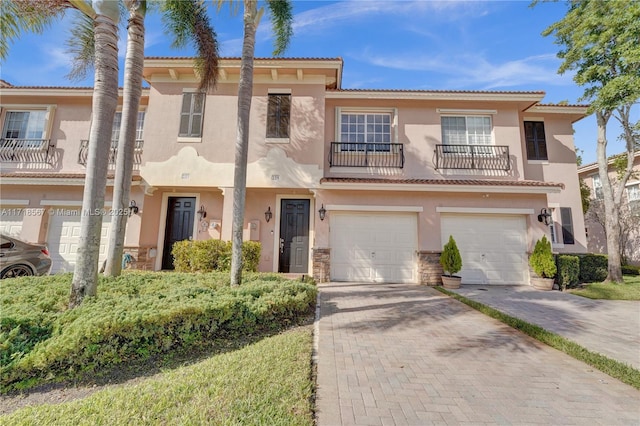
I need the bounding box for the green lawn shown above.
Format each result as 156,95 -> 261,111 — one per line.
1,327 -> 315,426
569,275 -> 640,300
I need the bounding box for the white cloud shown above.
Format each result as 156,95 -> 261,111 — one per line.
356,50 -> 572,90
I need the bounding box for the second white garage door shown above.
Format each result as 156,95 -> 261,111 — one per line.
331,212 -> 417,283
440,214 -> 528,285
47,211 -> 111,273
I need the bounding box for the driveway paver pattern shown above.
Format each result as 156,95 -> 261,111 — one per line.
315,282 -> 640,425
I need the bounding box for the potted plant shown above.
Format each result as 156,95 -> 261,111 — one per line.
529,235 -> 557,291
440,235 -> 462,289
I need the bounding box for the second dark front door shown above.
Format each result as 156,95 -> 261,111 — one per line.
278,199 -> 310,273
162,196 -> 196,269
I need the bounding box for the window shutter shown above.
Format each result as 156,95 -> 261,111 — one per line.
267,94 -> 290,138
560,207 -> 575,245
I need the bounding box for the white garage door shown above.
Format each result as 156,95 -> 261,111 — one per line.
47,211 -> 111,273
331,212 -> 417,283
441,214 -> 528,285
0,208 -> 23,237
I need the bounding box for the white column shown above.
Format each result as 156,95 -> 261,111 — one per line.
219,187 -> 234,241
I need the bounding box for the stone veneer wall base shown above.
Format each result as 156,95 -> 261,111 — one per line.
417,251 -> 443,286
313,248 -> 330,283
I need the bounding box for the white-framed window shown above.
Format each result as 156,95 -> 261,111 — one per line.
592,174 -> 603,199
111,111 -> 145,143
441,116 -> 492,146
339,112 -> 392,152
179,92 -> 205,138
1,110 -> 47,148
627,183 -> 640,202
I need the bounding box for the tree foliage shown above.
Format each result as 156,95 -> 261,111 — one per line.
440,235 -> 462,277
542,0 -> 640,282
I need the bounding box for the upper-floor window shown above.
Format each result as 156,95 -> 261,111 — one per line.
627,183 -> 640,202
441,116 -> 492,146
179,92 -> 205,138
112,111 -> 145,142
340,112 -> 391,152
2,110 -> 46,140
592,174 -> 603,199
524,121 -> 547,161
267,94 -> 290,139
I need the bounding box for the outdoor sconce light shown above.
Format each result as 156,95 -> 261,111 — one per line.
537,208 -> 552,226
264,206 -> 272,223
318,204 -> 326,221
197,205 -> 207,221
128,200 -> 139,215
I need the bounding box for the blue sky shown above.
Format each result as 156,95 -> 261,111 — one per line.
1,0 -> 635,165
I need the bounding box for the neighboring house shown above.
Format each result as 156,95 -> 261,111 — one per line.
578,152 -> 640,266
0,57 -> 588,285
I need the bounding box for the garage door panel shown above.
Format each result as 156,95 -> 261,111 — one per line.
331,212 -> 417,283
48,212 -> 111,273
0,211 -> 24,237
441,214 -> 527,285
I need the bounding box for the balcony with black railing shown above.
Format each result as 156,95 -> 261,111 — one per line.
329,142 -> 404,168
434,144 -> 510,171
78,139 -> 144,167
0,138 -> 55,165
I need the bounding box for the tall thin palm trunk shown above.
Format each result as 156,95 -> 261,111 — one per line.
230,0 -> 258,286
104,1 -> 145,276
69,6 -> 119,308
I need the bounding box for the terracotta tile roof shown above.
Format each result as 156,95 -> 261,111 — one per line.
327,88 -> 546,95
1,172 -> 142,181
536,103 -> 590,108
144,56 -> 343,62
320,177 -> 565,189
0,85 -> 95,90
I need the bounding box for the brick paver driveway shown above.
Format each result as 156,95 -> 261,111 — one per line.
315,283 -> 640,425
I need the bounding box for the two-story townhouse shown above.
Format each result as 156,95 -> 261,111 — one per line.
0,81 -> 150,272
577,152 -> 640,266
0,57 -> 588,285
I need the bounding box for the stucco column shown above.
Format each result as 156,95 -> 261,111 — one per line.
219,187 -> 234,241
21,208 -> 47,243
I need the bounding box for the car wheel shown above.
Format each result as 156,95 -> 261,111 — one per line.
1,265 -> 34,278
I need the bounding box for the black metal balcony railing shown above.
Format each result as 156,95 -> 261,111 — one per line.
0,138 -> 54,164
329,142 -> 404,168
78,139 -> 144,166
435,144 -> 510,171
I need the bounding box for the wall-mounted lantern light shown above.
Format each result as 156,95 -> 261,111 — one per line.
128,200 -> 139,215
197,205 -> 207,221
264,206 -> 272,223
537,208 -> 552,226
318,204 -> 326,221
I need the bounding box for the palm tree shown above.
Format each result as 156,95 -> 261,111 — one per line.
3,0 -> 121,307
227,0 -> 293,286
68,0 -> 121,308
104,0 -> 220,276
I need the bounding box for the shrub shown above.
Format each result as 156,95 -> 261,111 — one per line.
172,240 -> 261,273
578,253 -> 608,282
530,235 -> 556,278
0,272 -> 316,392
622,265 -> 640,276
440,235 -> 462,276
557,255 -> 580,290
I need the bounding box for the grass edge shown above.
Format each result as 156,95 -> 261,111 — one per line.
435,286 -> 640,390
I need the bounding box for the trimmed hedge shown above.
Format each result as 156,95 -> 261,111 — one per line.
557,255 -> 580,290
622,265 -> 640,276
577,253 -> 608,283
0,272 -> 316,392
172,239 -> 261,273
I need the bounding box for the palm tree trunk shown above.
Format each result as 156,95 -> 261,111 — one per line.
104,2 -> 145,276
69,10 -> 119,308
230,0 -> 258,286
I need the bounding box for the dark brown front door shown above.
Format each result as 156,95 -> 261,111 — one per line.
162,197 -> 195,269
278,199 -> 310,273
